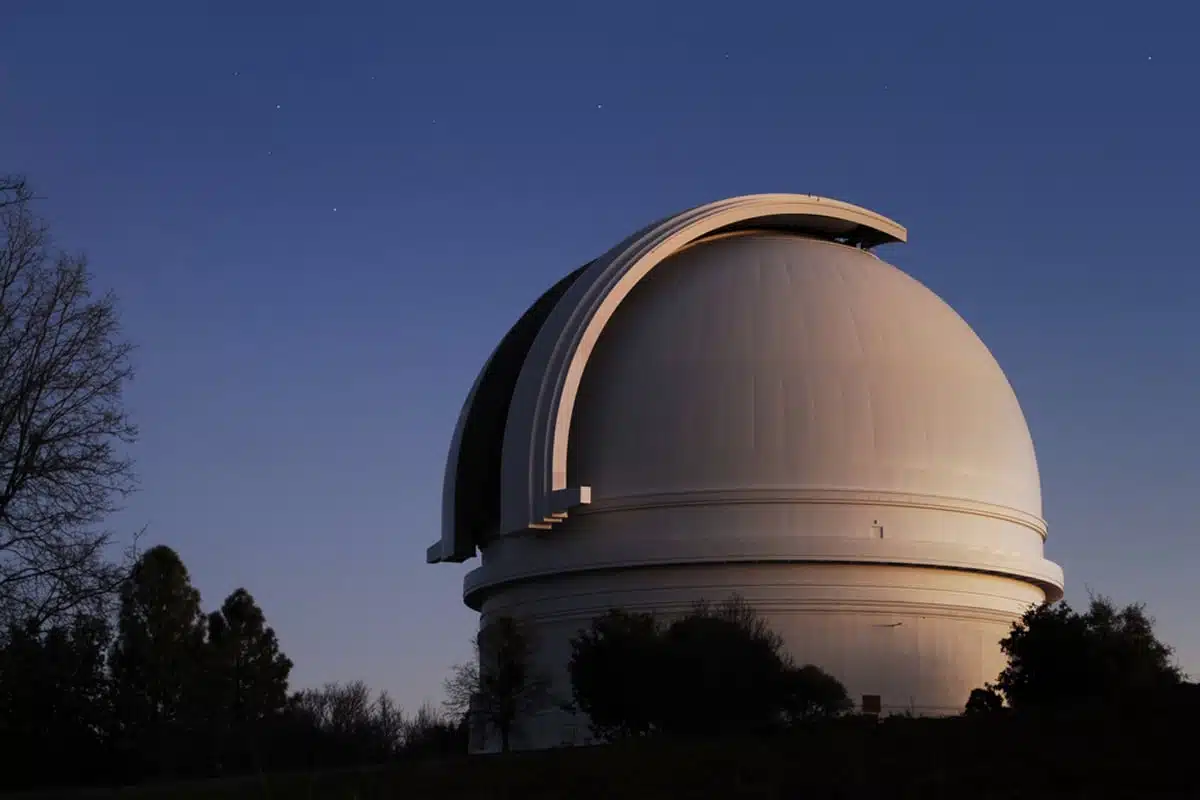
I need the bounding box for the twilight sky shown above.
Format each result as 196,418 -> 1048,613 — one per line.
2,1 -> 1198,711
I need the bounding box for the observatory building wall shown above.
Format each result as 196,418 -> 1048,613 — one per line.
430,195 -> 1065,753
473,562 -> 1045,750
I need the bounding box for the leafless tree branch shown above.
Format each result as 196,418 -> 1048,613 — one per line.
0,175 -> 139,630
0,176 -> 32,211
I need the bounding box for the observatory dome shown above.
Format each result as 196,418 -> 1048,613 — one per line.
568,231 -> 1042,520
428,194 -> 1063,752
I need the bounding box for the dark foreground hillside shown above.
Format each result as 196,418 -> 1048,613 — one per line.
18,710 -> 1199,800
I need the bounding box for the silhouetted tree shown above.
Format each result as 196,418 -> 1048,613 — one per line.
657,596 -> 799,736
202,588 -> 293,772
569,596 -> 851,741
311,680 -> 376,745
0,615 -> 113,789
445,616 -> 548,752
402,701 -> 469,756
0,175 -> 30,209
993,596 -> 1181,713
964,684 -> 1005,716
285,681 -> 409,766
780,663 -> 854,722
109,546 -> 208,778
0,175 -> 138,630
568,609 -> 664,741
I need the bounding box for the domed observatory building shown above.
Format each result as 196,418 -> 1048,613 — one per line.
427,194 -> 1064,751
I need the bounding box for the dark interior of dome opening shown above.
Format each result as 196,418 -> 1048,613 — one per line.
452,262 -> 592,553
710,213 -> 903,250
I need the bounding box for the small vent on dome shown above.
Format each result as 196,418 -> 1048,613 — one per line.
872,521 -> 884,539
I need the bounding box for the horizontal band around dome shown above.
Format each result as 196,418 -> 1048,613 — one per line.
567,487 -> 1048,539
462,536 -> 1065,609
485,595 -> 1037,630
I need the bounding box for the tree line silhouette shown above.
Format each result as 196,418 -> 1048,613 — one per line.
0,544 -> 467,791
443,596 -> 854,753
4,544 -> 1194,792
566,598 -> 853,742
0,175 -> 465,791
450,592 -> 1195,754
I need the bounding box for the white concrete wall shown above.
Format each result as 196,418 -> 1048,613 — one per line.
469,562 -> 1046,752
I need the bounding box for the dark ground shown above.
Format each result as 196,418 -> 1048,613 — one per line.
14,712 -> 1198,799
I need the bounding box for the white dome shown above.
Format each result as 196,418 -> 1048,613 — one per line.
426,194 -> 1064,752
570,230 -> 1042,523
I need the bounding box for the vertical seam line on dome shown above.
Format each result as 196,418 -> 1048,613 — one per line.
835,258 -> 876,465
752,254 -> 761,456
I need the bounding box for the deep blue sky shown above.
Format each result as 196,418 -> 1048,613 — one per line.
2,2 -> 1198,710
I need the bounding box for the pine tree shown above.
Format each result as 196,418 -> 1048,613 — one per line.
204,588 -> 293,772
108,545 -> 207,778
206,589 -> 293,720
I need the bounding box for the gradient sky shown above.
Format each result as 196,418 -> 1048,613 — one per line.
2,1 -> 1198,711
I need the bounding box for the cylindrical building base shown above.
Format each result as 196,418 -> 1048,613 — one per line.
470,562 -> 1046,752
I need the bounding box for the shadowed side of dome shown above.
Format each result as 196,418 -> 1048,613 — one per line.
430,263 -> 591,564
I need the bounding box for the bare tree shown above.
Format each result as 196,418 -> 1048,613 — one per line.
444,616 -> 549,752
370,690 -> 405,755
0,177 -> 31,211
443,658 -> 479,718
402,701 -> 463,754
0,174 -> 138,630
289,681 -> 408,762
